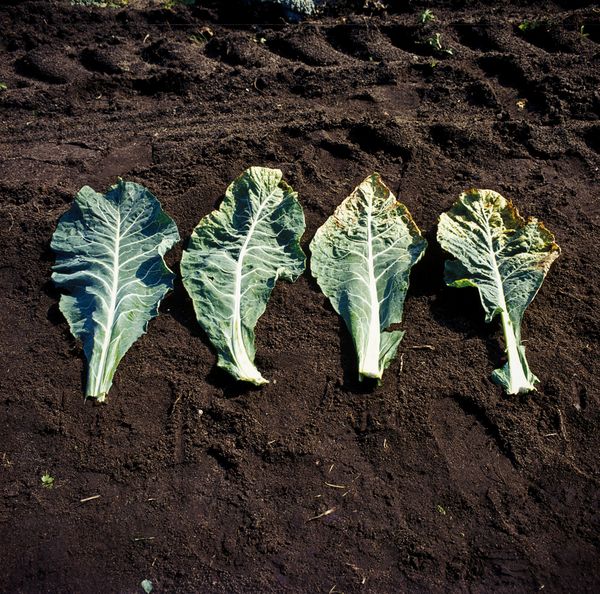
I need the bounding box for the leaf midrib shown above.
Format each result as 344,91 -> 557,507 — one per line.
230,187 -> 279,360
361,189 -> 382,375
92,205 -> 121,396
482,206 -> 509,317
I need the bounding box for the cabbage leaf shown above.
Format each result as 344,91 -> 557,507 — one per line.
51,180 -> 180,402
310,173 -> 427,381
181,167 -> 306,385
437,189 -> 560,394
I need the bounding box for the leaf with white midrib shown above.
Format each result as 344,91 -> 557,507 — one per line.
181,166 -> 306,385
51,180 -> 180,401
310,173 -> 427,382
437,188 -> 560,394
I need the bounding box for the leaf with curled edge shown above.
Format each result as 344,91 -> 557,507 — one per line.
51,180 -> 180,402
181,167 -> 306,385
310,173 -> 427,382
437,189 -> 560,394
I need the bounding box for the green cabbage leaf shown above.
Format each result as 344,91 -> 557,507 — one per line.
51,180 -> 180,402
437,189 -> 560,394
310,173 -> 427,381
181,167 -> 306,385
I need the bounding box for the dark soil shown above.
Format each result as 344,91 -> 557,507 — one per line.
1,1 -> 599,593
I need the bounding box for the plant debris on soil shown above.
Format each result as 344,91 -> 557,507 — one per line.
0,1 -> 599,593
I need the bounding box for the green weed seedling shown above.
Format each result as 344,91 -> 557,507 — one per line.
41,473 -> 55,488
363,0 -> 387,11
420,9 -> 435,25
428,33 -> 453,55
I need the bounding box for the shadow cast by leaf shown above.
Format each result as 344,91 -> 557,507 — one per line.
40,240 -> 57,263
430,281 -> 503,360
42,278 -> 61,303
160,261 -> 204,339
46,300 -> 64,327
336,318 -> 380,395
302,251 -> 321,293
449,391 -> 518,466
206,366 -> 264,398
409,228 -> 445,298
421,229 -> 491,336
424,229 -> 505,366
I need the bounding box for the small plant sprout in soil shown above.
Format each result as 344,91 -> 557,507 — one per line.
420,9 -> 435,24
363,0 -> 387,12
41,473 -> 55,488
518,18 -> 544,32
428,32 -> 453,55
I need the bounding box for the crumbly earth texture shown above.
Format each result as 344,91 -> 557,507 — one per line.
0,1 -> 599,592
